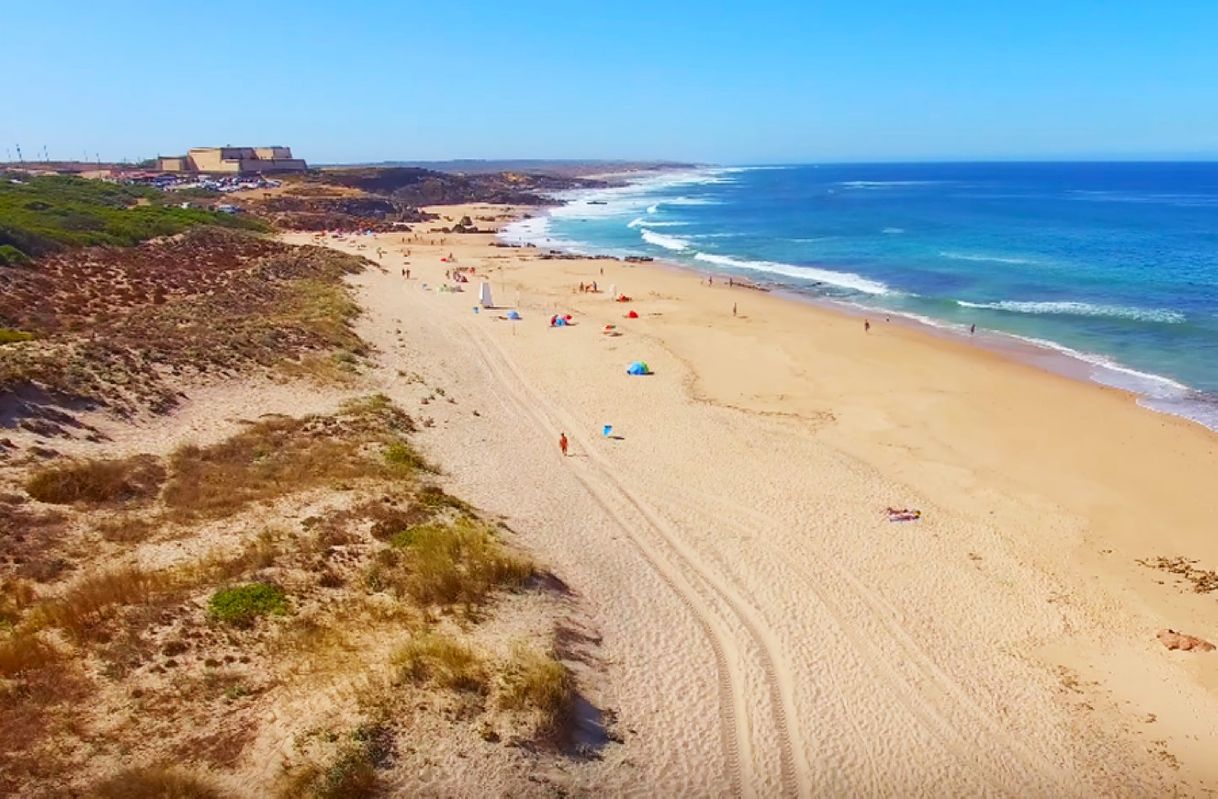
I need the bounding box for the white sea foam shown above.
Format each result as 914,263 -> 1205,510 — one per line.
646,203 -> 660,214
498,215 -> 552,245
882,227 -> 905,234
693,252 -> 890,295
838,180 -> 945,189
627,217 -> 688,229
957,300 -> 1185,324
640,229 -> 692,251
939,251 -> 1040,265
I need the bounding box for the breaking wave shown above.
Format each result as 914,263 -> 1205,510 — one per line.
627,217 -> 688,229
640,229 -> 693,251
693,252 -> 890,295
956,300 -> 1184,324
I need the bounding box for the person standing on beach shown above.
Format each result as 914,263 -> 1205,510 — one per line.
559,432 -> 569,457
733,302 -> 738,317
970,323 -> 976,334
865,319 -> 871,333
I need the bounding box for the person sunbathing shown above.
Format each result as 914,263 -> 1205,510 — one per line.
886,507 -> 921,521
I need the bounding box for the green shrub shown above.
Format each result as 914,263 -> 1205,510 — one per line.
208,582 -> 287,627
281,724 -> 391,799
0,244 -> 30,266
383,441 -> 428,472
0,174 -> 266,260
0,327 -> 33,344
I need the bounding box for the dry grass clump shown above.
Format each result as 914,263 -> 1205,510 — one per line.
387,517 -> 533,610
95,514 -> 157,543
25,455 -> 164,506
42,566 -> 171,642
0,630 -> 60,678
499,645 -> 576,738
162,397 -> 417,521
0,578 -> 37,627
280,724 -> 392,799
394,633 -> 488,693
91,766 -> 228,799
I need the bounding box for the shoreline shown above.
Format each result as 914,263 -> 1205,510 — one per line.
295,208 -> 1218,791
504,181 -> 1218,434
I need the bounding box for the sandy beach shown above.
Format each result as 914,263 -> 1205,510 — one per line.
283,202 -> 1218,795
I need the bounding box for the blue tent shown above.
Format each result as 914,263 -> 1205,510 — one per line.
507,310 -> 522,320
554,316 -> 568,327
626,360 -> 651,375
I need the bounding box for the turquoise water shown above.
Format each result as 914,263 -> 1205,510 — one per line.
502,163 -> 1218,430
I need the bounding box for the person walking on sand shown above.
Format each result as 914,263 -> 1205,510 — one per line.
733,302 -> 738,317
864,319 -> 871,333
559,432 -> 569,457
406,268 -> 411,280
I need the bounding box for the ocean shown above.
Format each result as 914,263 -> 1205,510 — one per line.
501,162 -> 1218,431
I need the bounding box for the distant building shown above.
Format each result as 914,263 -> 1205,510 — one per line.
155,146 -> 307,174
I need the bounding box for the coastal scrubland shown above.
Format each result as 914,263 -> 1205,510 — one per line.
0,173 -> 263,264
0,178 -> 606,795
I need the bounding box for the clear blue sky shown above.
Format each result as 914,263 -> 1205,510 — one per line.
5,0 -> 1217,164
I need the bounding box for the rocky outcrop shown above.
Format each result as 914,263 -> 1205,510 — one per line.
314,167 -> 610,207
1157,629 -> 1215,652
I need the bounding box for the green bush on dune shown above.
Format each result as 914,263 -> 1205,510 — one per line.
0,174 -> 266,262
208,582 -> 287,627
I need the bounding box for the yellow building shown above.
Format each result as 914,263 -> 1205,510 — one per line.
155,146 -> 307,174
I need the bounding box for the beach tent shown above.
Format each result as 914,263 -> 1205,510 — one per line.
479,282 -> 493,308
626,360 -> 651,375
554,317 -> 568,327
506,310 -> 522,320
626,310 -> 639,319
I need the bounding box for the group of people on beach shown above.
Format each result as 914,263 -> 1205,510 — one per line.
577,281 -> 599,293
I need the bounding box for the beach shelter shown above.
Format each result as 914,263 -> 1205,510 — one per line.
626,310 -> 639,319
479,282 -> 494,308
506,310 -> 522,320
626,360 -> 651,375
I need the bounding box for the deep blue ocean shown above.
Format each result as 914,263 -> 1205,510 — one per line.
502,163 -> 1218,430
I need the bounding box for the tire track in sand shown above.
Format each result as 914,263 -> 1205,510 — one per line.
651,479 -> 1074,795
452,318 -> 802,797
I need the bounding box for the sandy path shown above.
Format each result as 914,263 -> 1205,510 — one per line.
288,214 -> 1218,795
